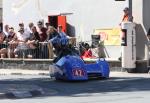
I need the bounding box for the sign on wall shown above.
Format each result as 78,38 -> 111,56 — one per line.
93,28 -> 121,45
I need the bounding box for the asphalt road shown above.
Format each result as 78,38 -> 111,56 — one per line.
0,72 -> 150,103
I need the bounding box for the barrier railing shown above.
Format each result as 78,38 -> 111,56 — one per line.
0,37 -> 76,60
0,42 -> 54,59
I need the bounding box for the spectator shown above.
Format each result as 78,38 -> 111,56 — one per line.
19,22 -> 31,34
7,27 -> 17,58
45,22 -> 50,29
0,31 -> 7,58
121,7 -> 133,23
7,27 -> 16,41
28,22 -> 34,34
47,26 -> 59,40
30,26 -> 40,41
118,7 -> 133,60
14,27 -> 30,58
18,22 -> 24,29
3,24 -> 10,37
57,25 -> 67,38
37,20 -> 47,42
18,22 -> 31,40
37,20 -> 48,58
120,7 -> 133,40
27,26 -> 40,58
18,22 -> 31,41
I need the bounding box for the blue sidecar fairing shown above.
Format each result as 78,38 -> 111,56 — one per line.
49,55 -> 110,81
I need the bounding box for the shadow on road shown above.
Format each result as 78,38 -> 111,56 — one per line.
0,76 -> 150,99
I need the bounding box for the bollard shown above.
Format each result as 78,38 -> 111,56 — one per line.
121,22 -> 136,72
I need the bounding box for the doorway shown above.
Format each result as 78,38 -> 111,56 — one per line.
48,15 -> 66,33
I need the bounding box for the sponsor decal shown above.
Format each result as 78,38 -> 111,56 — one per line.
72,69 -> 85,77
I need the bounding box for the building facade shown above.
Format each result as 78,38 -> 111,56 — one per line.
2,0 -> 150,59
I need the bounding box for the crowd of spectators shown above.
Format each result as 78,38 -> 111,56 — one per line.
0,20 -> 69,59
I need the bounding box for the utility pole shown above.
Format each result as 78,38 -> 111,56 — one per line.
129,0 -> 132,16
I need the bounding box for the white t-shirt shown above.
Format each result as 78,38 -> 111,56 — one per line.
15,30 -> 30,50
16,31 -> 30,42
3,31 -> 9,37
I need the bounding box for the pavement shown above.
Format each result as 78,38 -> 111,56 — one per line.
0,69 -> 49,99
0,69 -> 49,76
0,69 -> 150,99
0,87 -> 44,99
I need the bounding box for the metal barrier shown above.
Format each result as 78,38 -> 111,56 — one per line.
0,42 -> 54,59
0,37 -> 108,60
0,37 -> 76,59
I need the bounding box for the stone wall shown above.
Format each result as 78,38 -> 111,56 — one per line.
0,59 -> 121,71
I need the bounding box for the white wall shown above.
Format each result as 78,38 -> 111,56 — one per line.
3,0 -> 129,58
3,0 -> 128,40
0,0 -> 2,8
132,0 -> 150,60
0,0 -> 2,22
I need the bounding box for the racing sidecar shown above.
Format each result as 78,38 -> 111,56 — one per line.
49,55 -> 109,81
49,35 -> 110,81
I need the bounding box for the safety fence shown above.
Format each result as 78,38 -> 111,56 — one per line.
0,42 -> 54,59
0,38 -> 108,60
0,37 -> 77,60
